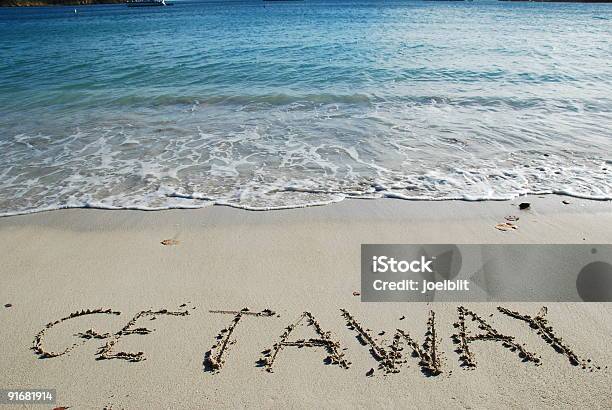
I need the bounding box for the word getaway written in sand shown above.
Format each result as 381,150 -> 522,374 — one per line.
32,304 -> 606,377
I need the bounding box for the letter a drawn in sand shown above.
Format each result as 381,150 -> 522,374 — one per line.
452,306 -> 540,369
260,312 -> 349,372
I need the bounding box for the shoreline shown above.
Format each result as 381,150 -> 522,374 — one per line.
2,194 -> 610,241
2,191 -> 612,219
1,194 -> 611,408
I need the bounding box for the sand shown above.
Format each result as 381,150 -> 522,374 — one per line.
0,195 -> 611,409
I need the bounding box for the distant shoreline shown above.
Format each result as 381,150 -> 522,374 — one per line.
3,0 -> 612,7
0,0 -> 124,6
499,0 -> 612,3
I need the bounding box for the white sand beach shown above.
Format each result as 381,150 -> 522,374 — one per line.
0,195 -> 611,408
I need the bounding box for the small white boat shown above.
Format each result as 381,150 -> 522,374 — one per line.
127,0 -> 172,7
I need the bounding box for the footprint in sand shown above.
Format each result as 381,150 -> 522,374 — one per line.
495,222 -> 518,232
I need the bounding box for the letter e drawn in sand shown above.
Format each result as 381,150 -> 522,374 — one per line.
204,307 -> 276,373
96,305 -> 191,362
341,309 -> 443,376
259,312 -> 349,372
452,306 -> 540,369
497,306 -> 598,371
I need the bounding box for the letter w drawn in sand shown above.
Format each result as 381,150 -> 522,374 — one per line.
260,312 -> 349,372
340,309 -> 442,376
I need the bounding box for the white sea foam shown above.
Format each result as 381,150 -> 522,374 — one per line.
0,97 -> 610,217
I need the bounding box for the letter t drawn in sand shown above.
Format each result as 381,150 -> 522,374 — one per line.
204,307 -> 277,372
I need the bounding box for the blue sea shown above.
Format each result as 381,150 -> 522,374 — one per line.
0,0 -> 611,214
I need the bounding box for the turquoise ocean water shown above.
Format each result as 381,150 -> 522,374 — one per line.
0,0 -> 611,214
